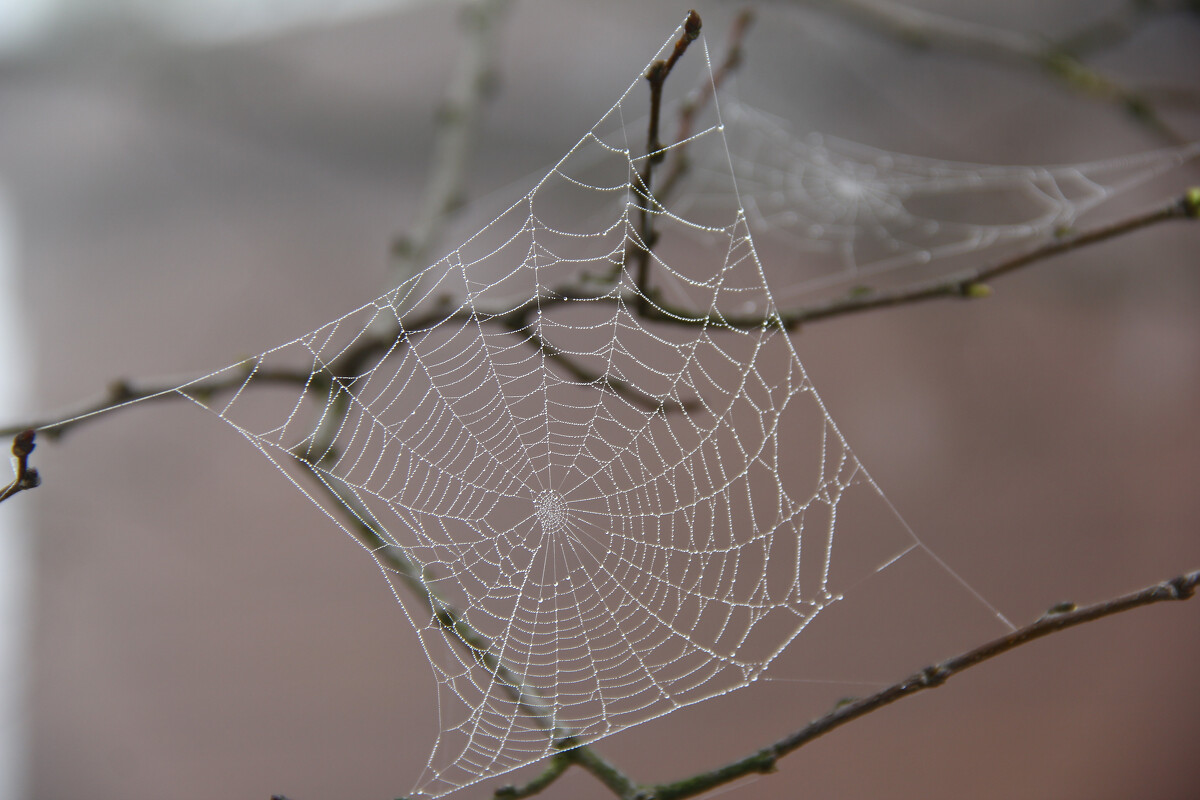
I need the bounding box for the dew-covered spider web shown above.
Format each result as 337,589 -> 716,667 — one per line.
677,97 -> 1199,309
57,15 -> 1198,800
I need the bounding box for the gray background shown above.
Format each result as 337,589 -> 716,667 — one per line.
2,1 -> 1199,798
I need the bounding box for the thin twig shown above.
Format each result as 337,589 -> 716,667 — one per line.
791,0 -> 1188,144
646,569 -> 1200,800
656,8 -> 755,202
8,12 -> 1195,800
389,0 -> 512,292
569,745 -> 640,799
634,10 -> 703,315
0,368 -> 309,441
303,463 -> 566,740
507,318 -> 700,415
305,461 -> 637,800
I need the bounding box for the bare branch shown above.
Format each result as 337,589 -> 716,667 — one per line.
0,368 -> 306,441
646,569 -> 1200,800
305,458 -> 641,800
629,189 -> 1199,333
8,189 -> 1196,441
493,754 -> 574,800
504,316 -> 701,415
633,10 -> 703,314
302,461 -> 566,740
389,0 -> 512,291
771,189 -> 1200,329
656,9 -> 755,202
568,745 -> 640,799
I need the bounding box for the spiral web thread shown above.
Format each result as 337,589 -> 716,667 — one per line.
126,18 -> 1198,799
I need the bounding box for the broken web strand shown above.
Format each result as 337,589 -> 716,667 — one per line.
31,17 -> 1036,800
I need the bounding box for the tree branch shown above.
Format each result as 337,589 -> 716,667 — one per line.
655,9 -> 755,203
767,187 -> 1200,330
620,188 -> 1199,333
389,0 -> 512,293
633,10 -> 703,315
645,569 -> 1200,800
8,188 -> 1196,441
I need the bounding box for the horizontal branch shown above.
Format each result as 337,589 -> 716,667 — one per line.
8,188 -> 1196,441
631,188 -> 1199,332
770,188 -> 1200,329
0,368 -> 310,441
646,569 -> 1200,800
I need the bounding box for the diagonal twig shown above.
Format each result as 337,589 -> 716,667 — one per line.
656,8 -> 755,203
389,0 -> 513,293
645,569 -> 1199,800
633,10 -> 703,316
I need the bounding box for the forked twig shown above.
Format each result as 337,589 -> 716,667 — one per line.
633,10 -> 703,315
656,9 -> 755,202
769,188 -> 1200,329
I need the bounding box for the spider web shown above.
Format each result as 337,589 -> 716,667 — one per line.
677,98 -> 1200,309
77,16 -> 1188,800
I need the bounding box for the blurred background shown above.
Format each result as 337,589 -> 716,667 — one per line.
1,1 -> 1199,799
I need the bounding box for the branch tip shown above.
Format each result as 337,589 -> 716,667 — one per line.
1184,187 -> 1200,218
1,429 -> 40,503
11,429 -> 35,458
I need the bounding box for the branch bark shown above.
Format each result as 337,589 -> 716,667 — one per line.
645,570 -> 1199,800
